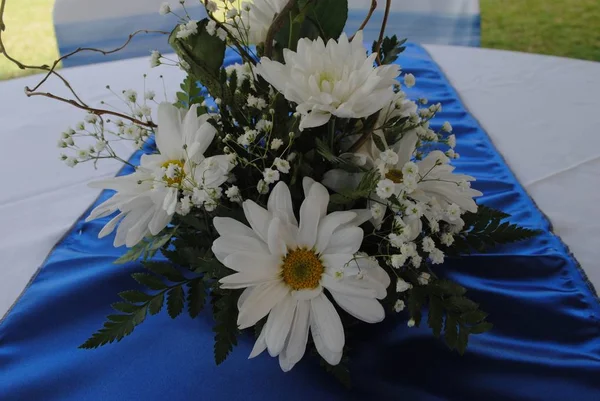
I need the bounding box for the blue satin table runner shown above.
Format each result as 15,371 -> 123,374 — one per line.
1,44 -> 599,400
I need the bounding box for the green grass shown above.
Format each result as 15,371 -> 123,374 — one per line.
0,0 -> 59,80
481,0 -> 600,61
0,0 -> 599,81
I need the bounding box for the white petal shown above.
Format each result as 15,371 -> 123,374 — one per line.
267,218 -> 291,258
148,207 -> 171,236
322,274 -> 378,299
243,200 -> 272,242
222,253 -> 279,273
267,181 -> 298,226
212,235 -> 269,264
278,300 -> 310,372
346,209 -> 373,227
302,176 -> 316,197
219,271 -> 278,289
292,286 -> 323,301
330,292 -> 385,323
156,102 -> 183,160
98,212 -> 125,238
315,211 -> 356,254
323,226 -> 363,255
310,293 -> 344,353
299,110 -> 331,130
237,281 -> 289,329
249,325 -> 267,359
213,217 -> 260,240
321,169 -> 363,194
297,182 -> 329,248
265,295 -> 296,356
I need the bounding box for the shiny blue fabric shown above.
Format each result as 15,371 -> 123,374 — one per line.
2,44 -> 600,400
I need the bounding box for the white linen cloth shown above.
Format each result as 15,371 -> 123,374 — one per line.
53,0 -> 480,67
1,46 -> 599,319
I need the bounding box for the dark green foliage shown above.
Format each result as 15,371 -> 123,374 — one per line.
169,19 -> 226,99
408,278 -> 493,355
212,289 -> 240,365
451,206 -> 542,253
372,36 -> 407,65
175,75 -> 204,109
113,229 -> 175,265
320,356 -> 352,389
80,260 -> 207,349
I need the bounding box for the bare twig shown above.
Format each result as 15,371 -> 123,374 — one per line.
374,0 -> 391,65
264,0 -> 297,58
350,0 -> 378,41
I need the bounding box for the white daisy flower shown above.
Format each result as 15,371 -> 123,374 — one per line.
323,125 -> 482,232
255,31 -> 400,130
86,103 -> 230,247
212,178 -> 390,371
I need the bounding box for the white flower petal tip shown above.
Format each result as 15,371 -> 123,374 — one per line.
215,180 -> 389,371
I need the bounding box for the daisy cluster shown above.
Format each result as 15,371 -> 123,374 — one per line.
71,0 -> 502,374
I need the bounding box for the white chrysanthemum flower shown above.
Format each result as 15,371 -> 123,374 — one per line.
255,31 -> 400,130
213,179 -> 390,371
86,103 -> 230,247
234,0 -> 288,44
404,73 -> 416,88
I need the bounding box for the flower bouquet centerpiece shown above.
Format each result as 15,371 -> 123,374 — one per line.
3,0 -> 540,383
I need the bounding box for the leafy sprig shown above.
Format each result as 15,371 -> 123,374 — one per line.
451,206 -> 542,254
80,261 -> 205,349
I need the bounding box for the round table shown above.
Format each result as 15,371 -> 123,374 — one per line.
1,45 -> 599,318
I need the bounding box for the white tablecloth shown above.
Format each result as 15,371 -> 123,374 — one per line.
1,46 -> 599,318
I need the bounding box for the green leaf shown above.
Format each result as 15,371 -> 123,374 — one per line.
111,302 -> 139,314
427,296 -> 444,338
167,286 -> 185,319
80,307 -> 148,349
447,296 -> 479,313
213,290 -> 240,365
320,356 -> 352,389
457,326 -> 469,355
119,290 -> 153,304
169,19 -> 226,98
444,314 -> 458,350
469,322 -> 494,334
432,280 -> 467,296
131,273 -> 168,291
408,286 -> 426,326
114,241 -> 146,264
143,261 -> 185,282
148,292 -> 165,315
460,310 -> 488,325
308,0 -> 348,41
187,279 -> 206,319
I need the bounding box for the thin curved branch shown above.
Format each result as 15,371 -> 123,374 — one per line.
350,0 -> 378,41
374,0 -> 391,65
25,90 -> 156,128
263,0 -> 296,58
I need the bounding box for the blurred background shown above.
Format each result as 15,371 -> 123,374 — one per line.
0,0 -> 599,80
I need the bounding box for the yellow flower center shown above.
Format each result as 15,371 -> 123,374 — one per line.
161,160 -> 185,186
385,168 -> 404,184
281,248 -> 324,291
